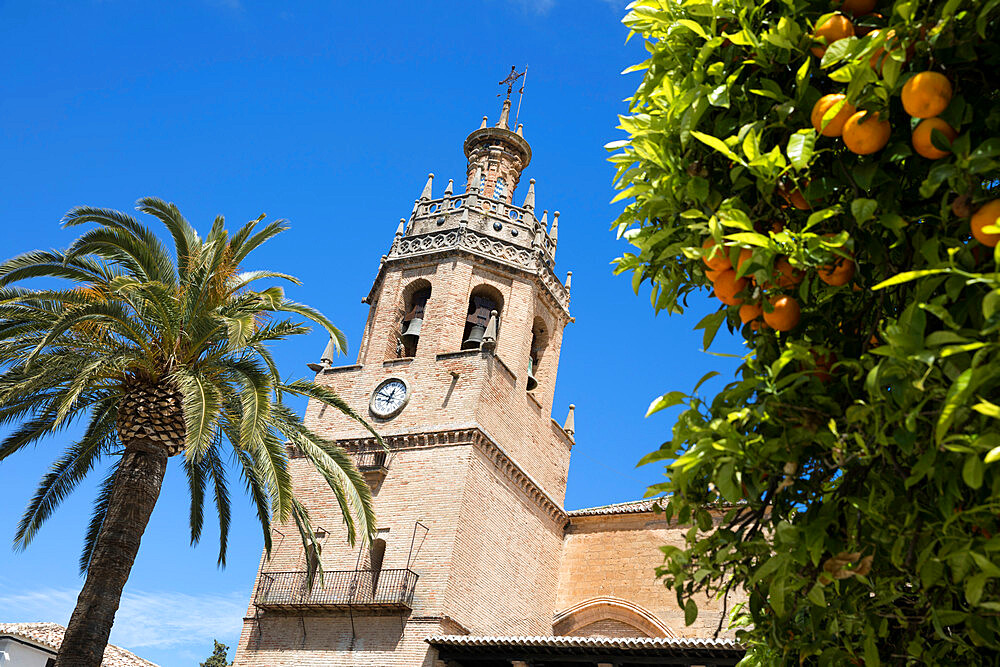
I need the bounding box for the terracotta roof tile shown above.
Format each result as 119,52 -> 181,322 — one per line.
427,634 -> 743,655
0,623 -> 159,667
565,498 -> 662,516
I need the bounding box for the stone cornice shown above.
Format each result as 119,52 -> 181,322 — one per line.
300,426 -> 568,526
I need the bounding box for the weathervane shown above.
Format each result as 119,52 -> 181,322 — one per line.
497,64 -> 529,130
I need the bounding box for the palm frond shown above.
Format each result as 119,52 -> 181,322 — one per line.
274,299 -> 348,355
14,402 -> 115,549
79,461 -> 119,574
281,380 -> 382,443
135,197 -> 198,279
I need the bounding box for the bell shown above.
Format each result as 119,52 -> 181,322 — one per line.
401,316 -> 422,347
526,356 -> 538,392
462,324 -> 486,349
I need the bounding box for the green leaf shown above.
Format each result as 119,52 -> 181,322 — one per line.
938,369 -> 973,444
690,131 -> 741,163
872,269 -> 949,290
692,370 -> 720,394
695,310 -> 726,350
684,598 -> 698,626
787,130 -> 816,171
966,573 -> 987,606
677,19 -> 709,40
807,583 -> 826,607
647,391 -> 686,417
864,633 -> 881,666
973,399 -> 1000,419
963,453 -> 985,489
851,199 -> 878,224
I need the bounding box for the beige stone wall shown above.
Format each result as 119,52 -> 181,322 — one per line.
234,615 -> 449,667
575,618 -> 649,638
556,511 -> 744,640
445,445 -> 565,635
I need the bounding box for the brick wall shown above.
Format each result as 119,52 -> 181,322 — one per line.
555,511 -> 745,640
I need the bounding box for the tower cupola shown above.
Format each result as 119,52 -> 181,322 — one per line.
463,98 -> 532,204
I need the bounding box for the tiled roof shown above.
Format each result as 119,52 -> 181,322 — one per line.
566,498 -> 662,516
427,634 -> 743,657
0,623 -> 160,667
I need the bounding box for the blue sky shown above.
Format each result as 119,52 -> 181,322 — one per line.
0,1 -> 745,665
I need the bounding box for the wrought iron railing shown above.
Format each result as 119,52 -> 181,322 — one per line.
255,569 -> 418,611
355,449 -> 389,473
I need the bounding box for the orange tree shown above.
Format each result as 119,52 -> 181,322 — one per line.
609,0 -> 1000,664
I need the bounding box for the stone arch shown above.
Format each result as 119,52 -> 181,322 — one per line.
461,283 -> 504,350
552,596 -> 676,639
398,278 -> 432,357
527,315 -> 549,392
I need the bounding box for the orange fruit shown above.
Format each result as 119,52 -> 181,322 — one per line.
750,319 -> 770,332
912,117 -> 957,159
737,248 -> 754,273
837,0 -> 875,15
810,350 -> 838,382
867,29 -> 908,70
819,256 -> 856,285
842,111 -> 891,155
811,94 -> 857,137
702,238 -> 732,271
763,295 -> 801,331
971,200 -> 1000,247
774,258 -> 804,288
811,15 -> 855,58
771,221 -> 785,233
740,302 -> 763,324
901,72 -> 953,119
951,194 -> 971,218
713,269 -> 747,306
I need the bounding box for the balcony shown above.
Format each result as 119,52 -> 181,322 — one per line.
355,449 -> 389,486
254,569 -> 418,613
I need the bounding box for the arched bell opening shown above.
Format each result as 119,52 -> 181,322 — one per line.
462,284 -> 504,350
369,536 -> 387,594
399,280 -> 431,357
527,317 -> 549,392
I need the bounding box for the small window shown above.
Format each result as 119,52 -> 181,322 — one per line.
493,177 -> 507,200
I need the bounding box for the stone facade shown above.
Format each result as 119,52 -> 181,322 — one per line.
233,98 -> 742,667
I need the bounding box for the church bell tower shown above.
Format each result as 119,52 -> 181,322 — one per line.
235,87 -> 575,667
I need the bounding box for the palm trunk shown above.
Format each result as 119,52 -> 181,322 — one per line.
56,442 -> 167,667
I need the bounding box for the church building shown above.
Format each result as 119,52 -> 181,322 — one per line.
233,88 -> 744,667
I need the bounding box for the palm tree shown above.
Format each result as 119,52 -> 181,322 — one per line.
0,198 -> 378,666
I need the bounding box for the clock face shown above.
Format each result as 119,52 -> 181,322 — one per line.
370,378 -> 410,418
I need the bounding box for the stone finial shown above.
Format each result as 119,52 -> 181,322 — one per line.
480,115 -> 488,129
444,179 -> 454,196
419,173 -> 434,200
516,123 -> 524,137
564,404 -> 576,436
522,178 -> 535,211
497,99 -> 511,129
306,336 -> 338,372
481,310 -> 499,351
565,271 -> 572,292
532,227 -> 544,249
550,211 -> 560,246
459,204 -> 469,227
539,209 -> 548,230
395,218 -> 405,237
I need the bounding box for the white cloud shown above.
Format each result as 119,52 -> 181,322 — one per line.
0,585 -> 246,650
